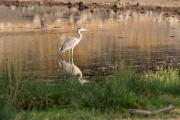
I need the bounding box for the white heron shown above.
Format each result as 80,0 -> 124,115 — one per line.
59,27 -> 88,57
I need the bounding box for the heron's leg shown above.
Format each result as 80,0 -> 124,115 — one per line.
71,48 -> 74,64
72,47 -> 74,56
71,54 -> 74,64
68,50 -> 71,63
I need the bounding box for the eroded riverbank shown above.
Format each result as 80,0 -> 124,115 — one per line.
1,0 -> 180,16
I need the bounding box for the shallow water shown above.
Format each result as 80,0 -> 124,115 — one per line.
0,6 -> 179,80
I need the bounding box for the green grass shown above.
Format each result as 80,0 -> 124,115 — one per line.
0,103 -> 17,120
15,108 -> 106,120
0,61 -> 179,119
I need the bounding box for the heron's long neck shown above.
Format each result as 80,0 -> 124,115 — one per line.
77,31 -> 82,40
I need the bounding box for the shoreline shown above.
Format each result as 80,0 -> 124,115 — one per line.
0,0 -> 180,16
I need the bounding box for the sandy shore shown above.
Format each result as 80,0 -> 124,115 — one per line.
0,0 -> 180,16
1,0 -> 180,6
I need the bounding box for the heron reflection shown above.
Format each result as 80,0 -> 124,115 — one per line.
58,59 -> 90,85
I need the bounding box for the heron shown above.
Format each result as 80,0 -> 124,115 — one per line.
59,27 -> 88,58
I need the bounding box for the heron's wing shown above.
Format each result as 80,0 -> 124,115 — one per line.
60,37 -> 78,52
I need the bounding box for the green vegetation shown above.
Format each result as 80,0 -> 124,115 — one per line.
0,61 -> 179,120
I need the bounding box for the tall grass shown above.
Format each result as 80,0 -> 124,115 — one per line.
0,59 -> 27,107
0,60 -> 179,119
0,59 -> 26,120
130,67 -> 180,97
145,67 -> 180,95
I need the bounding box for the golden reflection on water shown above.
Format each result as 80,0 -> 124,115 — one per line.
0,6 -> 179,79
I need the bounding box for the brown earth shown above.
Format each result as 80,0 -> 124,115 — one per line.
0,0 -> 180,6
0,0 -> 180,16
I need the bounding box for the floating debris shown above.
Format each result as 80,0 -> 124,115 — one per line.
140,10 -> 145,14
90,9 -> 95,14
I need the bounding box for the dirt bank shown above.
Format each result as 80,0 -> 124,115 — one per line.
0,0 -> 180,16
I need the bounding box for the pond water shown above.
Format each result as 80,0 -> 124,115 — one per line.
0,6 -> 179,81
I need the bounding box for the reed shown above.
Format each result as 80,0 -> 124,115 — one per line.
0,59 -> 27,120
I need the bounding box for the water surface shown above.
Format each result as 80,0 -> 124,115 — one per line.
0,6 -> 179,80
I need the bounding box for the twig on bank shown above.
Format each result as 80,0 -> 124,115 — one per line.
128,104 -> 175,116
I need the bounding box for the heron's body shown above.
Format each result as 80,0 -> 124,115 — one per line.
59,37 -> 80,53
59,27 -> 88,54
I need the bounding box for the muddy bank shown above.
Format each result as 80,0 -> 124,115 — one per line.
0,0 -> 180,16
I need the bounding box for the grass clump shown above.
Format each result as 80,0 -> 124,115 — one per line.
145,67 -> 180,95
0,59 -> 26,120
130,67 -> 180,97
0,103 -> 17,120
0,59 -> 27,106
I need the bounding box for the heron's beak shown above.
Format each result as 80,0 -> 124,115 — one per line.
83,29 -> 89,31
